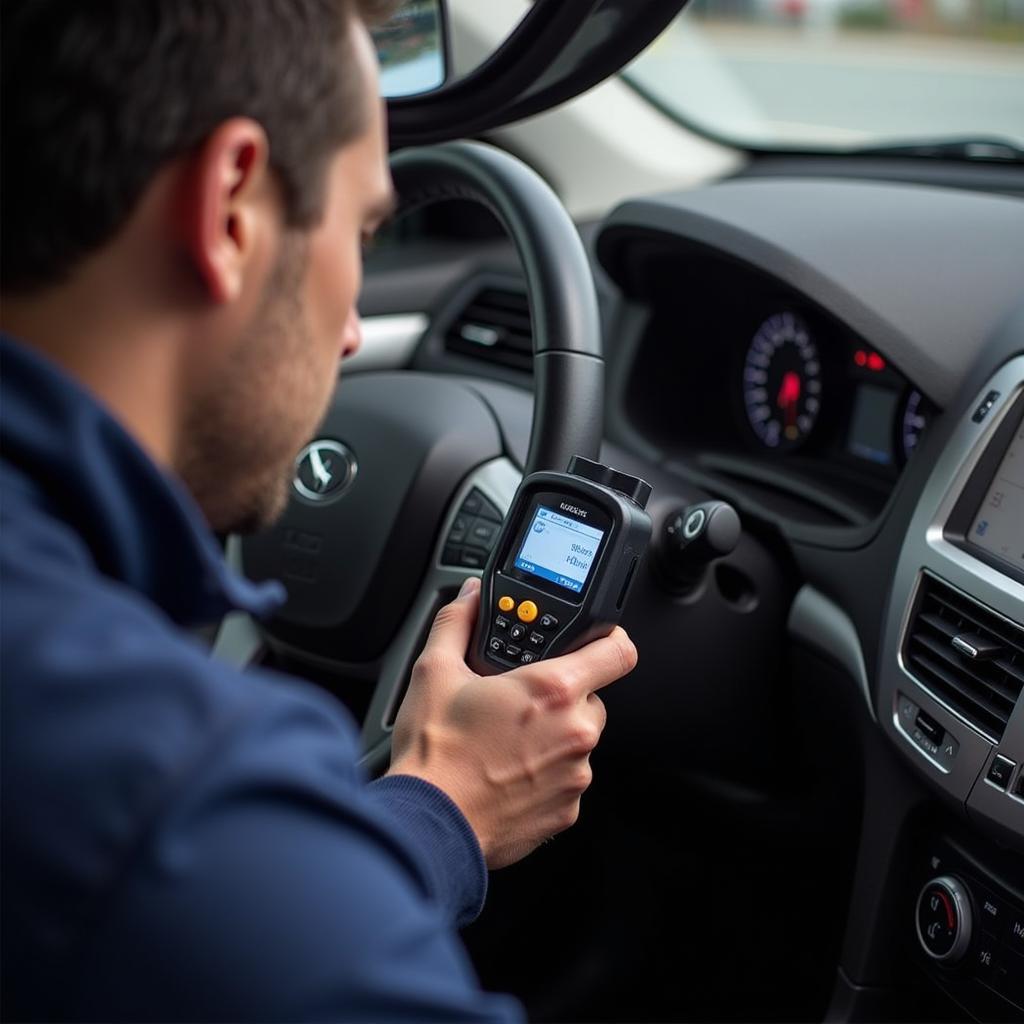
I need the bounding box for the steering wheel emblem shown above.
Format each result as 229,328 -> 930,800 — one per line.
293,440 -> 357,504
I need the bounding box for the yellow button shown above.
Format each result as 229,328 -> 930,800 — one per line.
498,595 -> 515,613
517,600 -> 538,623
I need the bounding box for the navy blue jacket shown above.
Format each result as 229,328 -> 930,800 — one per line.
0,335 -> 520,1021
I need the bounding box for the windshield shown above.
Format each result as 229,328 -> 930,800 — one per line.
626,0 -> 1024,153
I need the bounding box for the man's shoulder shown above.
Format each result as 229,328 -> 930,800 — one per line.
1,467 -> 360,799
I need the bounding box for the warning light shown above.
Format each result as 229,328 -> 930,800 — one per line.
855,350 -> 886,372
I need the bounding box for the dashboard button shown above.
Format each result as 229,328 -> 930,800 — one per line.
509,623 -> 527,642
517,600 -> 539,623
497,595 -> 515,613
972,390 -> 1000,423
1005,910 -> 1024,954
898,693 -> 919,728
973,933 -> 1002,984
505,644 -> 522,658
520,651 -> 537,665
986,754 -> 1014,790
915,709 -> 944,745
528,631 -> 546,648
488,637 -> 505,655
916,876 -> 972,964
493,615 -> 510,632
539,613 -> 559,631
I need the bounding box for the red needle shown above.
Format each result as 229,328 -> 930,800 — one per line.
778,371 -> 801,427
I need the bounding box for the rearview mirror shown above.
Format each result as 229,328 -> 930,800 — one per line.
373,0 -> 447,99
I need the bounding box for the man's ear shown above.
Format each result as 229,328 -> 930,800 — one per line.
178,118 -> 273,304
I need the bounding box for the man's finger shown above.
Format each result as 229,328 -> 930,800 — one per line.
419,576 -> 481,668
517,627 -> 637,704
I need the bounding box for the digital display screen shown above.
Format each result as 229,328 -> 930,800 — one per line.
847,384 -> 899,466
969,416 -> 1024,572
514,505 -> 605,594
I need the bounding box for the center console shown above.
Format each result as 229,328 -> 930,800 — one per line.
877,354 -> 1024,1018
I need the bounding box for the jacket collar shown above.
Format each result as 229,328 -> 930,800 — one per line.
0,333 -> 285,626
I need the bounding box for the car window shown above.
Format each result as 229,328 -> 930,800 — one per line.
625,0 -> 1024,152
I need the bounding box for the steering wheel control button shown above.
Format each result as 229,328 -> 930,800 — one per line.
493,615 -> 510,632
497,595 -> 515,613
459,548 -> 487,569
461,489 -> 503,524
539,613 -> 559,631
470,520 -> 499,547
972,389 -> 1001,423
448,515 -> 469,544
488,637 -> 505,655
986,754 -> 1015,790
917,876 -> 973,964
528,631 -> 545,648
516,600 -> 538,623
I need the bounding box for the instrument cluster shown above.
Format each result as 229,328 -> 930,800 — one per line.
738,308 -> 932,472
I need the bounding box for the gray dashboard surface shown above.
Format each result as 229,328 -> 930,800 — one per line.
599,178 -> 1024,409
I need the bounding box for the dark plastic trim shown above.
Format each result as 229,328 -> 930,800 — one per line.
387,0 -> 688,147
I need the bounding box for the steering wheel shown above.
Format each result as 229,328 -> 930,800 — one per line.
234,142 -> 604,773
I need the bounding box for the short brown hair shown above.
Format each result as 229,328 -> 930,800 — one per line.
1,0 -> 397,293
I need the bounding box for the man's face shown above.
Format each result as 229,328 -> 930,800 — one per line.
179,21 -> 395,535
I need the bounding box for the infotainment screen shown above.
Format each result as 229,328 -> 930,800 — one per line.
514,505 -> 606,594
968,415 -> 1024,572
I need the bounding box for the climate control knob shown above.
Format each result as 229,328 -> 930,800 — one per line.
916,876 -> 973,964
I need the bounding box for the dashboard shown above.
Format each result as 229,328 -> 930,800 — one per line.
292,171 -> 1024,1021
617,247 -> 934,526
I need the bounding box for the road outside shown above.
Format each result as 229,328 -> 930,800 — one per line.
627,17 -> 1024,148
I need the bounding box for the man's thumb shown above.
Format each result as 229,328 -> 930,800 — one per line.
422,575 -> 481,665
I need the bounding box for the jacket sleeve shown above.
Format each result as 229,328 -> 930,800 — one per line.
62,675 -> 522,1023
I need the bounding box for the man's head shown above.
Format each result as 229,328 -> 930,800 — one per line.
1,0 -> 397,532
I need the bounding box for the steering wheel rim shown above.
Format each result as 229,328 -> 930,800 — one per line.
390,141 -> 604,475
236,141 -> 605,770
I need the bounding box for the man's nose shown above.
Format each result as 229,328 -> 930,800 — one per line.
341,308 -> 363,360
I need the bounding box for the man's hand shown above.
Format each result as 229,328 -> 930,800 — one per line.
388,576 -> 637,869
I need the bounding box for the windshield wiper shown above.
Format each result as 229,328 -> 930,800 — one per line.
854,137 -> 1024,163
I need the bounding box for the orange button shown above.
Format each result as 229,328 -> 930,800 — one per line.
498,595 -> 515,613
517,600 -> 538,623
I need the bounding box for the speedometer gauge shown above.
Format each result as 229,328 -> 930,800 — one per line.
742,312 -> 822,451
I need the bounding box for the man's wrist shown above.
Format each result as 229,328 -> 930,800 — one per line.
369,773 -> 489,927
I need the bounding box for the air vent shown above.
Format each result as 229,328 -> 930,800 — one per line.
903,574 -> 1024,740
445,286 -> 533,372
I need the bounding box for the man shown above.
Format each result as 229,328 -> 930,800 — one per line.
0,1 -> 637,1020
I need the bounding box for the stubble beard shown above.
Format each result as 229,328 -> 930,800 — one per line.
177,235 -> 334,536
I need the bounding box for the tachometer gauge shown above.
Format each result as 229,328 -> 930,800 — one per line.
742,312 -> 822,450
900,389 -> 929,461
